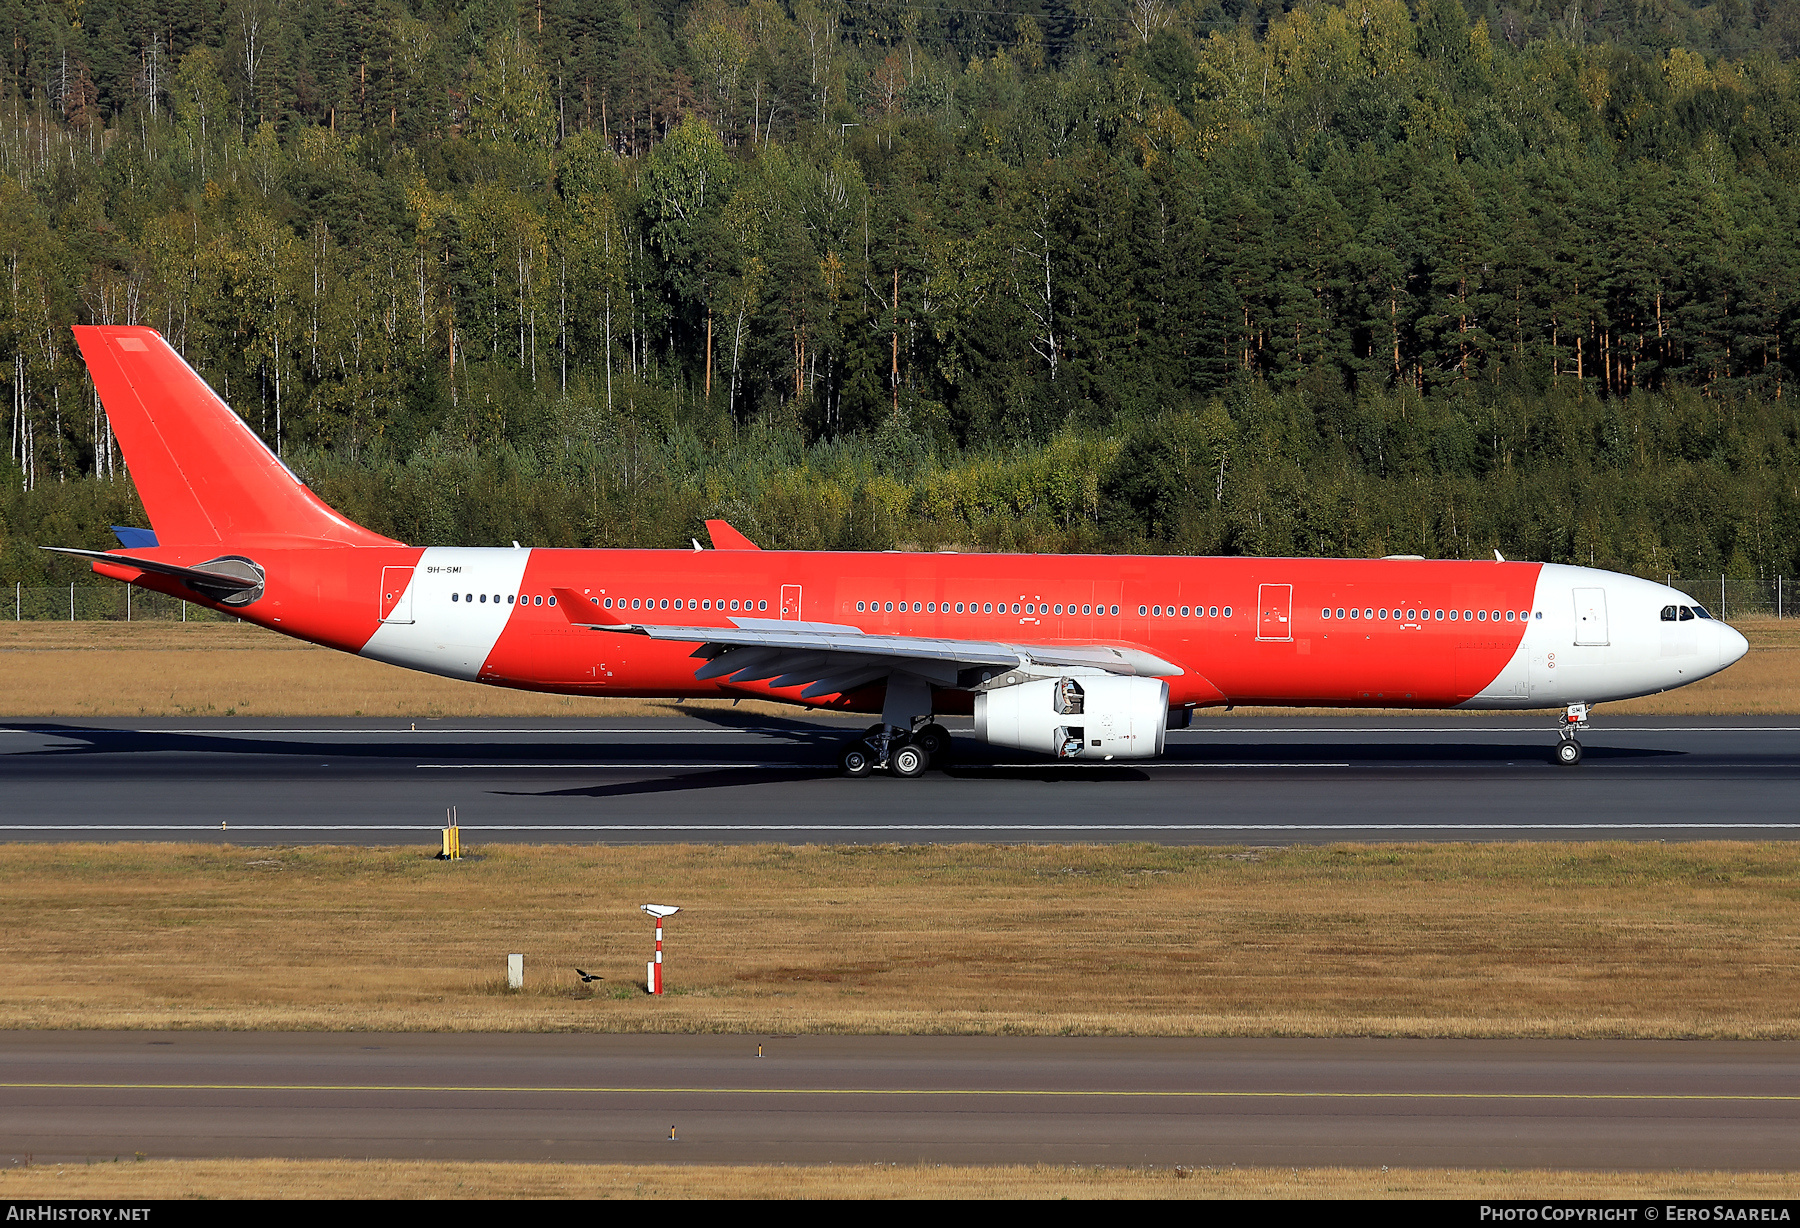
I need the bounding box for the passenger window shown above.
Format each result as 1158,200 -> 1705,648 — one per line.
1139,606 -> 1148,616
1506,611 -> 1515,621
1336,608 -> 1345,619
548,596 -> 556,606
928,602 -> 936,612
914,602 -> 922,612
758,600 -> 767,611
1181,606 -> 1189,617
1435,609 -> 1444,620
479,594 -> 487,603
1223,607 -> 1231,617
452,593 -> 459,602
1406,609 -> 1416,621
1478,610 -> 1487,621
1378,609 -> 1388,620
857,601 -> 866,612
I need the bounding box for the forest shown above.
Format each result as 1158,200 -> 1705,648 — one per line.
1,0 -> 1799,594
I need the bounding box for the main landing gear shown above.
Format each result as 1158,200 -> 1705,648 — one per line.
1553,703 -> 1589,766
838,721 -> 953,778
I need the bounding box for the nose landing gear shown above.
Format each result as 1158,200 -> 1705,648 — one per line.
1553,703 -> 1589,766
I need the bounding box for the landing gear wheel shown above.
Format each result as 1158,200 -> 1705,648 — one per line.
1554,738 -> 1583,767
889,743 -> 929,778
911,723 -> 952,764
840,744 -> 875,777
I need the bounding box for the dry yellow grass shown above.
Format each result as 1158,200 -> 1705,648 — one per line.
0,1159 -> 1794,1200
1,618 -> 1793,717
2,841 -> 1798,1036
0,621 -> 819,718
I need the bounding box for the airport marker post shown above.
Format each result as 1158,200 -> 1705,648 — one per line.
642,904 -> 680,994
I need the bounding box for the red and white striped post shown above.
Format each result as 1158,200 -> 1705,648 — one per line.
642,904 -> 681,994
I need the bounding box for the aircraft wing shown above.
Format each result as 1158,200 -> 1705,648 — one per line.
552,591 -> 1180,699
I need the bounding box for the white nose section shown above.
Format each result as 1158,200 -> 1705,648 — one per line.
1719,622 -> 1750,670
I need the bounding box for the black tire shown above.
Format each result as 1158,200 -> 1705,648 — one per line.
840,745 -> 875,777
912,723 -> 952,764
889,743 -> 929,778
1554,738 -> 1582,767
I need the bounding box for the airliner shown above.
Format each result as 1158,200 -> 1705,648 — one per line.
52,325 -> 1748,775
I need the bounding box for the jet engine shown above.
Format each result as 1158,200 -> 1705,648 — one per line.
973,675 -> 1170,759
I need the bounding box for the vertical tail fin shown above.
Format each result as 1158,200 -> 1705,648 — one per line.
72,325 -> 399,548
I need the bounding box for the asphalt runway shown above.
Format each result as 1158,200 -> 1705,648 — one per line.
2,1033 -> 1796,1168
2,715 -> 1798,844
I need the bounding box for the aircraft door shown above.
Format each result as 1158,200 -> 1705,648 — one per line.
380,566 -> 414,624
780,584 -> 802,620
1573,587 -> 1609,646
1257,583 -> 1293,642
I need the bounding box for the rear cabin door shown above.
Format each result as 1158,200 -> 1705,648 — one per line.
380,566 -> 414,624
1257,583 -> 1293,642
1573,587 -> 1609,646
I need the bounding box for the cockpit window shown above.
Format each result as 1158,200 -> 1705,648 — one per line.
1692,605 -> 1713,619
1679,606 -> 1695,621
1661,605 -> 1678,622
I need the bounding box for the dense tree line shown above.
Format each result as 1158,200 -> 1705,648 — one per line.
2,0 -> 1800,592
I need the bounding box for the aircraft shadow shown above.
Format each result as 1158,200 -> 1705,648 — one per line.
0,721 -> 846,765
1,724 -> 1687,784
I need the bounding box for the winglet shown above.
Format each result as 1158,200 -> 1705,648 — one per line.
705,520 -> 761,550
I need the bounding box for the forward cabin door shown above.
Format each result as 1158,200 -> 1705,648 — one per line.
380,566 -> 414,624
1573,587 -> 1609,646
780,584 -> 802,621
1257,583 -> 1293,642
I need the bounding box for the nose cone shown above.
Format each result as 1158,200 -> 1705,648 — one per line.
1719,622 -> 1750,670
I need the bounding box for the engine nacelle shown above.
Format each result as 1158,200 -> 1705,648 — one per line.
973,675 -> 1170,759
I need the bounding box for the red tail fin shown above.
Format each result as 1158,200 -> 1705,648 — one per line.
73,325 -> 398,548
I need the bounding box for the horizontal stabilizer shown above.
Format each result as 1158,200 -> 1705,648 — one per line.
111,525 -> 158,549
42,546 -> 263,604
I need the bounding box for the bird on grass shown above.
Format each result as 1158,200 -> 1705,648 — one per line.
575,969 -> 604,983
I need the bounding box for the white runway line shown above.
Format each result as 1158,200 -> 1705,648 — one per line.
8,822 -> 1800,833
412,762 -> 1354,770
1175,726 -> 1800,734
11,723 -> 1800,736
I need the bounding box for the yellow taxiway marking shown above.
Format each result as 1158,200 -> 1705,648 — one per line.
1,1082 -> 1794,1103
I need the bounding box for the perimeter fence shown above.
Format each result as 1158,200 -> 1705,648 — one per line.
1664,576 -> 1790,620
3,575 -> 1793,622
6,583 -> 229,622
